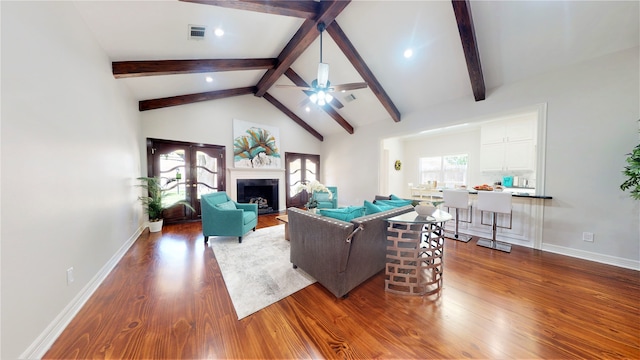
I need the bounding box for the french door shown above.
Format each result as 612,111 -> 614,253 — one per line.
285,152 -> 320,208
147,138 -> 225,223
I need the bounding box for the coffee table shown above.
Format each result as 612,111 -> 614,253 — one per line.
275,214 -> 289,241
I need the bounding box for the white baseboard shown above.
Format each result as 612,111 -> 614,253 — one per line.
542,243 -> 640,271
21,226 -> 144,360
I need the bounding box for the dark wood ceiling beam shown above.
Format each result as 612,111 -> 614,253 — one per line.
180,0 -> 319,19
254,0 -> 351,97
139,86 -> 255,111
113,59 -> 276,78
326,21 -> 401,123
263,93 -> 324,141
452,0 -> 486,101
320,104 -> 354,134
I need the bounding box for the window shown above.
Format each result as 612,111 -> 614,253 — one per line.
419,154 -> 468,188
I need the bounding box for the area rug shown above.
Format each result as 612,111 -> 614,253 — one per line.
210,224 -> 316,320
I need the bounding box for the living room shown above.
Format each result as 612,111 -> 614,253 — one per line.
2,1 -> 638,359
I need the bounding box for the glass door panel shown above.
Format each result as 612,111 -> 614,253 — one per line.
158,149 -> 188,208
305,159 -> 317,182
195,150 -> 219,199
288,158 -> 301,197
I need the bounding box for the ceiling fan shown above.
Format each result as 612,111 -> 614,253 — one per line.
276,22 -> 368,107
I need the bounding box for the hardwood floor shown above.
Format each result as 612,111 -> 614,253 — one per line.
44,213 -> 640,359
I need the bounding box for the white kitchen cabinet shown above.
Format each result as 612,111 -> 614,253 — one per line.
480,116 -> 536,172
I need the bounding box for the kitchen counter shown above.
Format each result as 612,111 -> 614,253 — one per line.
467,190 -> 552,199
411,188 -> 552,200
407,188 -> 551,250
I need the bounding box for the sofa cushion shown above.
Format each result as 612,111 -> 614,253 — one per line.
375,199 -> 413,207
389,194 -> 404,200
216,200 -> 237,210
243,211 -> 257,225
364,200 -> 394,215
320,206 -> 365,221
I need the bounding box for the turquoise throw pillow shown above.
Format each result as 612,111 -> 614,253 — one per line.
375,199 -> 412,207
314,192 -> 330,201
320,206 -> 365,221
364,200 -> 394,215
216,200 -> 237,210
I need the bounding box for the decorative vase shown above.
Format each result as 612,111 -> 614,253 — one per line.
149,219 -> 163,232
415,202 -> 436,217
308,208 -> 317,214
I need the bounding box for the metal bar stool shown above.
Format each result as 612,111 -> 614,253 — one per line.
476,191 -> 513,253
443,189 -> 473,242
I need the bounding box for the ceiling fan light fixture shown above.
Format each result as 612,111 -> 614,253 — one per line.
309,93 -> 318,103
317,63 -> 329,88
325,93 -> 333,103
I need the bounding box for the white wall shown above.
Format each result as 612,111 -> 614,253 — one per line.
140,95 -> 323,198
1,2 -> 144,359
381,138 -> 404,197
323,47 -> 640,269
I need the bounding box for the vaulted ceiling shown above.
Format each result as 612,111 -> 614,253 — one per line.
75,0 -> 639,140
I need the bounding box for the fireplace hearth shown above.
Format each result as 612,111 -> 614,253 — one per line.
236,179 -> 279,215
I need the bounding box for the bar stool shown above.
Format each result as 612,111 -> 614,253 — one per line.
476,191 -> 513,253
443,189 -> 472,242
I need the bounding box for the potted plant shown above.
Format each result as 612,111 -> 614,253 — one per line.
294,180 -> 331,213
621,138 -> 640,200
137,177 -> 194,232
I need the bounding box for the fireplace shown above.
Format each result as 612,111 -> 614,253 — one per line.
236,179 -> 279,215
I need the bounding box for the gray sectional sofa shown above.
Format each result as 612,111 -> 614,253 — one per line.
287,204 -> 414,298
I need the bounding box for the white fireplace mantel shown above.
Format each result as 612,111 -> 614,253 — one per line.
227,167 -> 286,212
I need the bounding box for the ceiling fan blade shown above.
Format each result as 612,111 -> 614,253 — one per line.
275,84 -> 314,91
317,63 -> 329,88
330,82 -> 368,92
298,96 -> 312,109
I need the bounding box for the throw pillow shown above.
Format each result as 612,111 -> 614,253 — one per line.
320,206 -> 365,221
216,200 -> 237,210
314,192 -> 330,201
375,199 -> 412,207
364,200 -> 394,215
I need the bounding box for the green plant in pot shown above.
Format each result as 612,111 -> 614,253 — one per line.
137,177 -> 195,232
621,138 -> 640,200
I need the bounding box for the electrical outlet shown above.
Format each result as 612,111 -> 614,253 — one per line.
582,232 -> 594,242
66,267 -> 75,285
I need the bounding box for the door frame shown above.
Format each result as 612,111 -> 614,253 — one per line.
146,138 -> 226,223
285,152 -> 320,208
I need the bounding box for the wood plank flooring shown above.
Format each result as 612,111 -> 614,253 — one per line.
44,213 -> 640,359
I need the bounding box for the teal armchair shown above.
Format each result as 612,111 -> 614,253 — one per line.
201,192 -> 258,244
313,186 -> 338,209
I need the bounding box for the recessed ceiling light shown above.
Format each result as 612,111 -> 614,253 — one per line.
305,106 -> 310,112
403,48 -> 413,58
214,28 -> 224,37
205,76 -> 213,83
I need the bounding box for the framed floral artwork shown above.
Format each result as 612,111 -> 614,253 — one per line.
233,119 -> 281,168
